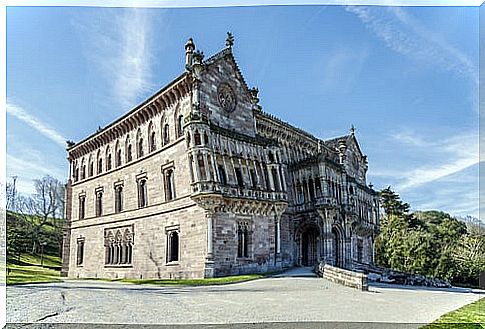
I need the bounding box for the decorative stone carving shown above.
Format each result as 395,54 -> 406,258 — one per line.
217,83 -> 237,113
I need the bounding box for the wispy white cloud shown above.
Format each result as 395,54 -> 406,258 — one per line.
389,130 -> 478,190
320,46 -> 369,94
74,8 -> 156,112
345,6 -> 477,84
6,101 -> 67,147
6,153 -> 66,195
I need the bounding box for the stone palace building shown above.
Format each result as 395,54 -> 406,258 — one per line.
61,34 -> 380,279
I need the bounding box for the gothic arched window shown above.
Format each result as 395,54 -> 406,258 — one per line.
167,230 -> 179,263
163,124 -> 170,145
177,115 -> 184,137
95,190 -> 103,217
237,223 -> 249,258
164,169 -> 175,201
137,179 -> 148,208
115,185 -> 123,213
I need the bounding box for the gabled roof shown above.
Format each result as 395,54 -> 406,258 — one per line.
203,47 -> 252,98
325,133 -> 365,158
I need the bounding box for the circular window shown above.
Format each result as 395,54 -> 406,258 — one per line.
217,83 -> 237,113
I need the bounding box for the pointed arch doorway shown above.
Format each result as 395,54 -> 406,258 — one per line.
332,225 -> 344,268
300,224 -> 320,266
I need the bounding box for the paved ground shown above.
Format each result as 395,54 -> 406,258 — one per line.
6,267 -> 483,327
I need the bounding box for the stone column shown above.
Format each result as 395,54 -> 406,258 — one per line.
210,153 -> 219,183
267,166 -> 275,191
259,162 -> 267,189
220,154 -> 227,180
204,211 -> 215,278
193,153 -> 201,182
203,152 -> 210,181
252,159 -> 260,187
279,166 -> 287,191
276,218 -> 281,254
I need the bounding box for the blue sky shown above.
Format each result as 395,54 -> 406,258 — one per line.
6,5 -> 479,218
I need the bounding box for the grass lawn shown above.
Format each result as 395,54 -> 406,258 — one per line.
83,273 -> 266,286
7,253 -> 62,285
422,297 -> 485,328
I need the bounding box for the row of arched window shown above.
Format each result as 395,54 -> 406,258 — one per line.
73,115 -> 184,183
78,171 -> 176,220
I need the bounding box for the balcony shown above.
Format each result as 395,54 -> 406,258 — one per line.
191,181 -> 287,202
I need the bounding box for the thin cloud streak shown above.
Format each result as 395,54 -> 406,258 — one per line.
6,102 -> 67,147
345,6 -> 477,84
75,8 -> 156,112
6,153 -> 66,195
389,130 -> 478,190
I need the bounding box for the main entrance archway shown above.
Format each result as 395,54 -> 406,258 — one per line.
300,225 -> 320,266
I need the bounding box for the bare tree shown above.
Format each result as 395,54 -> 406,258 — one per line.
16,175 -> 65,254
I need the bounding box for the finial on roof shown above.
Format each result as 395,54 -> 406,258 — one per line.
66,140 -> 75,148
250,87 -> 259,103
193,50 -> 205,64
350,124 -> 356,135
226,32 -> 234,48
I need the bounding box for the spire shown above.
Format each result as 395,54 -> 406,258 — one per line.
226,32 -> 234,49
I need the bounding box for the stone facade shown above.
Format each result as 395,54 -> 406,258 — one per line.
61,34 -> 380,279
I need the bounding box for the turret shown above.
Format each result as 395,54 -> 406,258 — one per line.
185,37 -> 195,70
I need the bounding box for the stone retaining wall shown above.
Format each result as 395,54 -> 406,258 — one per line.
321,264 -> 368,291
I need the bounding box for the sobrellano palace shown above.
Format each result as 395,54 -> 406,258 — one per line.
61,33 -> 380,279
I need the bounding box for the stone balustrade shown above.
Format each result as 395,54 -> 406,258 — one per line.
191,181 -> 287,201
320,263 -> 368,291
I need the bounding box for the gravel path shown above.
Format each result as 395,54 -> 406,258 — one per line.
6,268 -> 483,327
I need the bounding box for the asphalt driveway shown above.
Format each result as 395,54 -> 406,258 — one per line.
6,268 -> 483,327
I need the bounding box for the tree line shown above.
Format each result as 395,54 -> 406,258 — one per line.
6,175 -> 65,261
376,187 -> 485,287
4,175 -> 484,286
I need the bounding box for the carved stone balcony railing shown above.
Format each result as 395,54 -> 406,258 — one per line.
190,181 -> 287,202
315,196 -> 339,209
